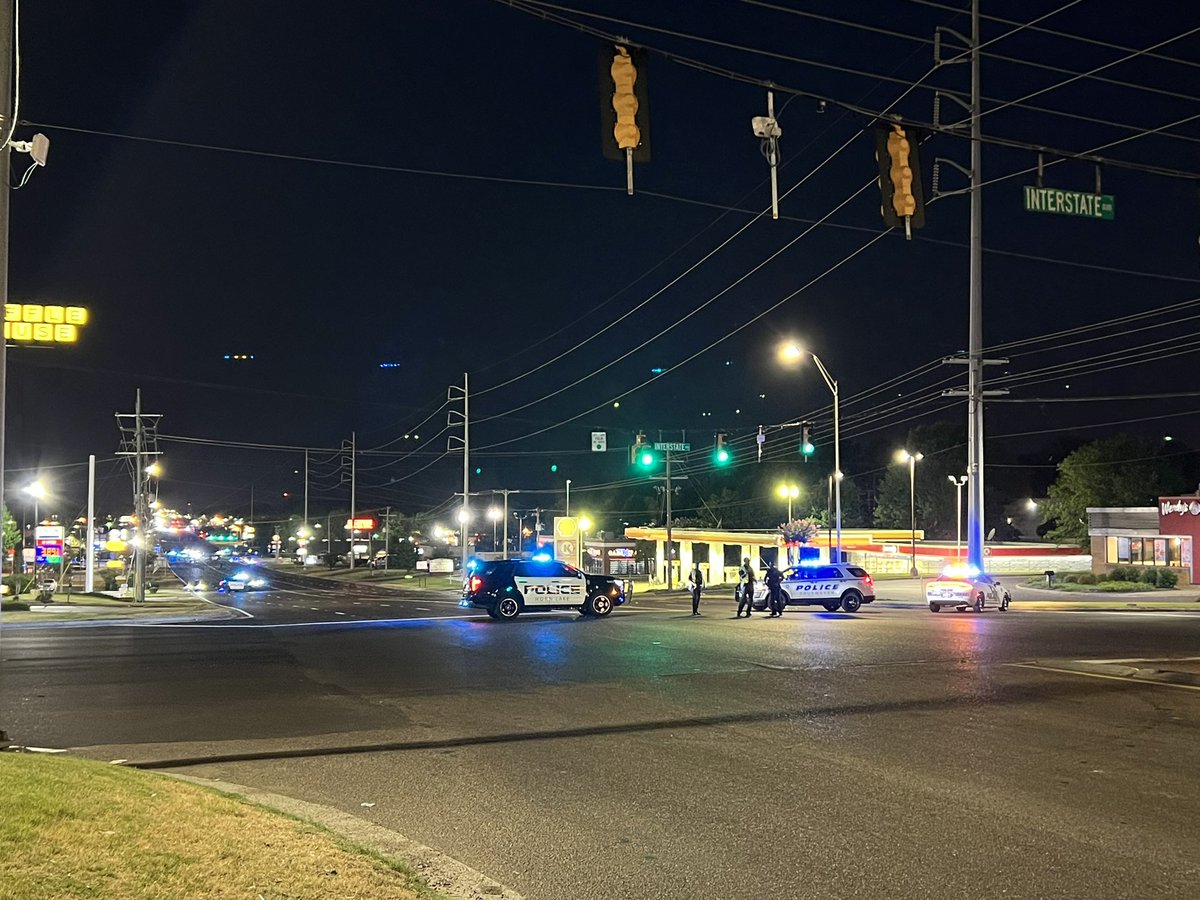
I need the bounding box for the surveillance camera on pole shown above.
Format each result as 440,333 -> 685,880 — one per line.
751,91 -> 783,219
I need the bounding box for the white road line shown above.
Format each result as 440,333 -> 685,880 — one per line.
1011,662 -> 1200,693
335,611 -> 346,615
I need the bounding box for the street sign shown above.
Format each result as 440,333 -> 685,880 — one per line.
591,431 -> 607,452
1023,186 -> 1114,220
653,442 -> 690,451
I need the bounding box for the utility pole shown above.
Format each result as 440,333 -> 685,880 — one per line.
85,455 -> 95,593
665,451 -> 673,589
936,0 -> 1007,574
383,505 -> 390,570
303,449 -> 309,533
493,488 -> 516,559
448,374 -> 470,566
349,431 -> 356,570
0,0 -> 12,748
115,391 -> 162,603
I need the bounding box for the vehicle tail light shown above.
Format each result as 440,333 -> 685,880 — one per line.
863,574 -> 873,585
469,576 -> 482,593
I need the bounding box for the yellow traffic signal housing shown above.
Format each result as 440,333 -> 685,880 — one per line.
874,123 -> 925,232
599,44 -> 651,162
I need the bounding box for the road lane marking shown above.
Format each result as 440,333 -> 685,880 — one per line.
1011,662 -> 1200,693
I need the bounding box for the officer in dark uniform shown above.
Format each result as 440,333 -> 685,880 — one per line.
736,557 -> 756,617
689,563 -> 704,616
765,564 -> 784,617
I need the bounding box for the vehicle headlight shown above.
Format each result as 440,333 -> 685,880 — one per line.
250,579 -> 266,588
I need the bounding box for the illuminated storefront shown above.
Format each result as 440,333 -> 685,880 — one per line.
1087,498 -> 1198,584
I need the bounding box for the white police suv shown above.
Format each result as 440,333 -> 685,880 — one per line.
753,563 -> 875,613
461,557 -> 629,620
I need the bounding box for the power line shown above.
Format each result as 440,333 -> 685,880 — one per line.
506,0 -> 1200,146
737,0 -> 1200,109
903,0 -> 1200,72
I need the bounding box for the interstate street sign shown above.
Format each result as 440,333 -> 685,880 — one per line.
653,442 -> 690,451
1023,185 -> 1114,220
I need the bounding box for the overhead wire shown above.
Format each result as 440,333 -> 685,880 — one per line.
506,0 -> 1200,146
736,0 -> 1200,109
902,0 -> 1200,72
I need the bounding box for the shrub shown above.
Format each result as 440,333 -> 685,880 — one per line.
1076,572 -> 1096,585
1095,572 -> 1109,582
1059,573 -> 1078,584
1157,569 -> 1178,589
2,573 -> 33,596
1109,565 -> 1127,582
100,571 -> 119,591
1140,567 -> 1159,585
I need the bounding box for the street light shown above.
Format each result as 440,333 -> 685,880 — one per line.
948,475 -> 968,561
776,483 -> 800,521
565,479 -> 572,516
779,341 -> 842,562
897,449 -> 924,576
488,506 -> 501,550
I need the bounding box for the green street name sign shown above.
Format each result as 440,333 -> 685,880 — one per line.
1023,185 -> 1114,220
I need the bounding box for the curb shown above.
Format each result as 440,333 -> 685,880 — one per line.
166,773 -> 523,900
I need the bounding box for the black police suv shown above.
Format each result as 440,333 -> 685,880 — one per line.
461,557 -> 629,620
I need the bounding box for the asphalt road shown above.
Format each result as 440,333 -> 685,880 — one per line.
3,565 -> 1199,899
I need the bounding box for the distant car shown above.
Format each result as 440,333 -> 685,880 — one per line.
925,569 -> 1011,613
749,563 -> 876,613
217,572 -> 268,593
460,557 -> 629,620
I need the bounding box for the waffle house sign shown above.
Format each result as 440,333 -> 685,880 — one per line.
4,304 -> 89,343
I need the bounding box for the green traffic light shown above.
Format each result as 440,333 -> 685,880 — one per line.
715,448 -> 730,465
801,442 -> 815,456
638,451 -> 655,467
550,464 -> 558,473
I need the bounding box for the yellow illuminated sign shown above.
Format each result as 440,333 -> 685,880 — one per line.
4,304 -> 89,343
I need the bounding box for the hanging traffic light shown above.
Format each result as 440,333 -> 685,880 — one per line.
714,432 -> 731,466
599,43 -> 651,194
874,122 -> 925,237
631,432 -> 657,469
800,421 -> 815,460
550,464 -> 559,473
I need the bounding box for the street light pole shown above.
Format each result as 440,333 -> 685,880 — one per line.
811,355 -> 842,564
899,450 -> 923,577
949,475 -> 968,562
565,479 -> 571,517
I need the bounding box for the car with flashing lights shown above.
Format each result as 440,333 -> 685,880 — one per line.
216,571 -> 268,593
925,566 -> 1011,613
750,563 -> 876,613
460,556 -> 629,620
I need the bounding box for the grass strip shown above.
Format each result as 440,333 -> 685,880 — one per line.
0,753 -> 439,899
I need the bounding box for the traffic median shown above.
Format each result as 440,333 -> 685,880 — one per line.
0,751 -> 443,899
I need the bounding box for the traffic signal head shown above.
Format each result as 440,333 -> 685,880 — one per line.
637,449 -> 657,468
800,422 -> 814,459
874,122 -> 925,231
600,45 -> 652,162
550,464 -> 558,473
714,432 -> 731,466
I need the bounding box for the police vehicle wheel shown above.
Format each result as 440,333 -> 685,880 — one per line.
822,600 -> 840,612
840,590 -> 863,613
973,594 -> 984,613
929,602 -> 941,613
589,594 -> 614,617
496,596 -> 521,620
1000,594 -> 1011,611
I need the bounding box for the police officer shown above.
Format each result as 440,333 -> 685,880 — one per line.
736,557 -> 756,617
765,564 -> 784,617
689,563 -> 704,616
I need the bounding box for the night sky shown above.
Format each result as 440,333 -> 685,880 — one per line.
5,0 -> 1200,526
